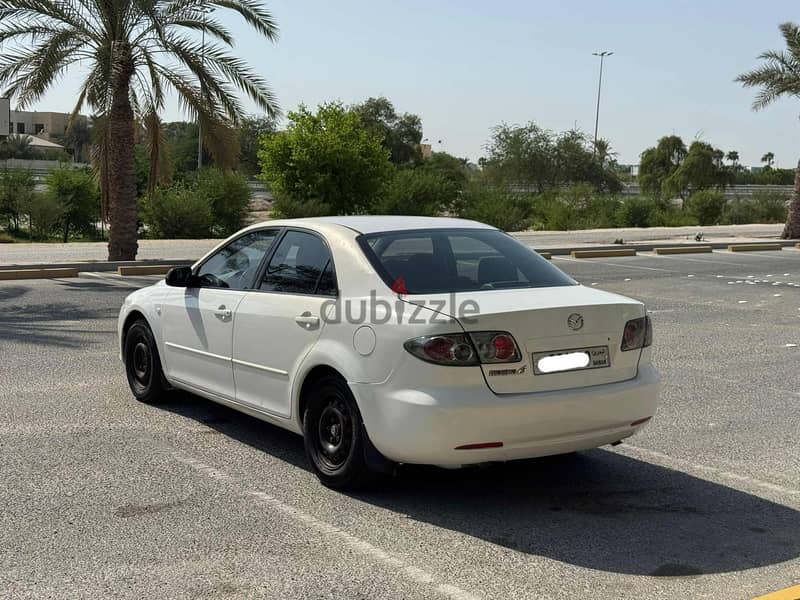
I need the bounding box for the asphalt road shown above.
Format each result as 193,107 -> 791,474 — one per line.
1,250 -> 799,599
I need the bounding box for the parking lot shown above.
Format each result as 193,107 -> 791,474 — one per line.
1,249 -> 799,599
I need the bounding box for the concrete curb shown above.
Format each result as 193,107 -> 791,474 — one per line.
728,243 -> 783,252
653,246 -> 713,255
0,259 -> 194,273
117,265 -> 177,276
0,268 -> 79,280
537,252 -> 552,260
571,249 -> 637,259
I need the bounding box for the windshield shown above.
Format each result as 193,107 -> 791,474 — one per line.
358,228 -> 577,294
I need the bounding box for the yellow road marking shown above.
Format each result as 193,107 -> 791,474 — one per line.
753,584 -> 800,600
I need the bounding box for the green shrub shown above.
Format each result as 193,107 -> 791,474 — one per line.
376,168 -> 455,216
751,191 -> 789,223
45,167 -> 100,241
142,186 -> 213,238
18,193 -> 63,240
649,206 -> 698,227
616,197 -> 655,227
190,168 -> 252,236
270,196 -> 332,218
686,190 -> 727,225
458,183 -> 531,231
721,198 -> 757,225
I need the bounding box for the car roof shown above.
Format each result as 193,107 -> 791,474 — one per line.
251,215 -> 497,235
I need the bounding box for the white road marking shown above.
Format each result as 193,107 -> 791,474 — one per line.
165,450 -> 482,600
618,444 -> 800,498
79,271 -> 146,289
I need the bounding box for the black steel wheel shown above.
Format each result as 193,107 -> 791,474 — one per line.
124,319 -> 167,404
303,375 -> 373,489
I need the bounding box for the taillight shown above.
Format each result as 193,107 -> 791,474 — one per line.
469,331 -> 521,363
404,331 -> 520,366
621,316 -> 652,351
404,334 -> 478,366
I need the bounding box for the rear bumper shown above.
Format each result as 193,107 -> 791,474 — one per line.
351,364 -> 660,466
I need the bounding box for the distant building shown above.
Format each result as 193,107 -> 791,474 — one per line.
6,110 -> 87,140
420,143 -> 432,159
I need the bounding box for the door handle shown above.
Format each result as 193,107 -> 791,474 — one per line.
214,305 -> 232,320
295,312 -> 320,329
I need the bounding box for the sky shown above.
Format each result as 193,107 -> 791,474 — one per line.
28,0 -> 800,168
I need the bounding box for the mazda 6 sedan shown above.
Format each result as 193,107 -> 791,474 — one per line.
119,216 -> 660,488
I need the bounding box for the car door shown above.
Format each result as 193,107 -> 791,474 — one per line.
232,229 -> 338,417
161,229 -> 280,399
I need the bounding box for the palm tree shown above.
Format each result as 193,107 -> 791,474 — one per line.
725,150 -> 739,169
760,152 -> 775,169
0,0 -> 279,260
65,118 -> 92,163
4,134 -> 37,159
737,22 -> 800,238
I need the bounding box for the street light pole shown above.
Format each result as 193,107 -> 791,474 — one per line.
592,51 -> 613,154
197,4 -> 206,170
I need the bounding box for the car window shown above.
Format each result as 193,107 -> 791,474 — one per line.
260,230 -> 337,295
197,229 -> 279,290
359,229 -> 576,294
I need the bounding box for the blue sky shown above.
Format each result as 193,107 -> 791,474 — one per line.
32,0 -> 800,167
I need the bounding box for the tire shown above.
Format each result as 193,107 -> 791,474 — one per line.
303,375 -> 375,489
124,319 -> 168,404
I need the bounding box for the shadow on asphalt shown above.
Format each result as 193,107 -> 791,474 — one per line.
156,391 -> 800,578
0,284 -> 118,348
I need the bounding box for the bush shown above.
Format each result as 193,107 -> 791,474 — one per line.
142,186 -> 213,238
376,168 -> 456,216
528,186 -> 620,230
270,196 -> 332,218
457,182 -> 531,231
190,168 -> 252,236
615,197 -> 655,228
751,191 -> 789,223
45,167 -> 100,241
0,169 -> 36,234
18,193 -> 63,240
685,190 -> 727,225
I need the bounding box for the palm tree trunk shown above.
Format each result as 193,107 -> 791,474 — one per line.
782,158 -> 800,239
107,67 -> 138,261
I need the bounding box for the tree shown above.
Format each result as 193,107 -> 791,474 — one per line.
662,141 -> 730,199
65,119 -> 91,163
726,150 -> 740,169
482,123 -> 620,193
737,21 -> 800,238
638,135 -> 687,198
0,0 -> 279,258
761,152 -> 775,169
238,115 -> 278,178
1,135 -> 37,159
0,169 -> 35,234
353,97 -> 423,165
376,168 -> 456,216
45,167 -> 100,242
190,168 -> 252,236
259,103 -> 393,217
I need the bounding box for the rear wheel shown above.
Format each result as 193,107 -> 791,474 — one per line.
124,319 -> 168,404
303,375 -> 373,489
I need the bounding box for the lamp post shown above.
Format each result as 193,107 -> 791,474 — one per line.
592,51 -> 613,154
197,4 -> 207,170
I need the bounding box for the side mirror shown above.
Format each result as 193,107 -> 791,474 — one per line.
165,266 -> 194,287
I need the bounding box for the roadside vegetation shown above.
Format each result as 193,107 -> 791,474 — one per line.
1,5 -> 799,245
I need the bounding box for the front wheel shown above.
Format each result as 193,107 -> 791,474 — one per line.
124,319 -> 168,404
303,375 -> 374,489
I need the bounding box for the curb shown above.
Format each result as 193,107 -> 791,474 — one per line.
0,268 -> 79,281
728,243 -> 783,252
571,249 -> 637,259
752,584 -> 800,600
0,259 -> 194,273
537,252 -> 552,260
534,240 -> 798,256
653,246 -> 713,255
117,265 -> 177,276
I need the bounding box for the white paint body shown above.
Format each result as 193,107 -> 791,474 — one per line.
119,216 -> 660,466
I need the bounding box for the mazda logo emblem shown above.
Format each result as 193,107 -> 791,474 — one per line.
567,313 -> 584,331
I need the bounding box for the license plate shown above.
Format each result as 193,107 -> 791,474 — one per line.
532,346 -> 610,375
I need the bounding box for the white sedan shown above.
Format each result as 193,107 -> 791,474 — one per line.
119,216 -> 660,488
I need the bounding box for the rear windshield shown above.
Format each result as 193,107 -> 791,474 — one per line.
358,229 -> 576,294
